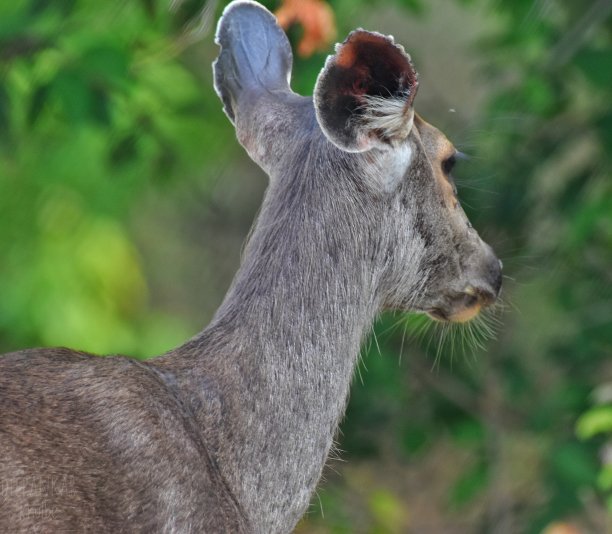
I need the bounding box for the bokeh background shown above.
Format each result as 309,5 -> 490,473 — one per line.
1,0 -> 611,532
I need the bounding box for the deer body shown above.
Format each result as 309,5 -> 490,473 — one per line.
0,2 -> 502,532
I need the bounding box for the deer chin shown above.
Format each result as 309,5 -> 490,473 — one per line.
424,280 -> 498,323
425,289 -> 485,323
426,303 -> 482,323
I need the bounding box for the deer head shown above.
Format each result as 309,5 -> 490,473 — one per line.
214,0 -> 502,324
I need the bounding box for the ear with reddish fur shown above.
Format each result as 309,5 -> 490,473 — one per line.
314,30 -> 419,152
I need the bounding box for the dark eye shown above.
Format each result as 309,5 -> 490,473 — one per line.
442,154 -> 456,176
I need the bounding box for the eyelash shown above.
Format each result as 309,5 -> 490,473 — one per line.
442,155 -> 458,196
442,154 -> 456,176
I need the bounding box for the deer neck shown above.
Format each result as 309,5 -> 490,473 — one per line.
156,148 -> 384,532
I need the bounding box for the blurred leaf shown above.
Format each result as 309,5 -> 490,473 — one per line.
522,75 -> 556,116
401,423 -> 429,455
576,406 -> 612,440
140,0 -> 156,18
396,0 -> 425,14
597,464 -> 612,492
109,134 -> 139,167
550,443 -> 598,488
0,85 -> 10,141
29,0 -> 76,17
51,70 -> 93,124
595,112 -> 612,152
28,84 -> 50,126
574,48 -> 612,88
81,45 -> 131,88
450,419 -> 485,447
368,489 -> 408,533
449,461 -> 488,508
139,61 -> 201,107
90,87 -> 111,126
0,11 -> 28,42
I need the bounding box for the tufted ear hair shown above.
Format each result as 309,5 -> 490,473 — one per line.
314,30 -> 419,153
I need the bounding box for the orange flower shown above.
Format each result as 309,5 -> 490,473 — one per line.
275,0 -> 336,57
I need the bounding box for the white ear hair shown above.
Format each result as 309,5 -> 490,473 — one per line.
357,93 -> 415,143
313,29 -> 419,153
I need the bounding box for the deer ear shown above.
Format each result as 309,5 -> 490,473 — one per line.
314,30 -> 419,152
214,0 -> 293,124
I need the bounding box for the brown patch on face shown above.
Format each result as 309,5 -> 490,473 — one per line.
413,114 -> 457,210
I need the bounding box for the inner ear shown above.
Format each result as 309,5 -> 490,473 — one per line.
336,32 -> 417,103
314,30 -> 418,152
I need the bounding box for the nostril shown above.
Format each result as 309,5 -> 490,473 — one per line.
491,259 -> 502,296
493,269 -> 502,296
463,284 -> 496,308
462,285 -> 486,307
464,251 -> 502,307
464,293 -> 478,307
484,254 -> 502,297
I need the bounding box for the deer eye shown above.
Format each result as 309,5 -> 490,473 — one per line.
442,154 -> 456,176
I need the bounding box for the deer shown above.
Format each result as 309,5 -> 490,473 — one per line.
0,1 -> 502,532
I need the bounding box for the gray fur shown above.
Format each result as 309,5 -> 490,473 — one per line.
0,2 -> 501,533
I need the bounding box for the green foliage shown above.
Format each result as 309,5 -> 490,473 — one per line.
449,459 -> 488,509
0,0 -> 228,356
577,406 -> 612,441
577,386 -> 612,515
368,490 -> 408,533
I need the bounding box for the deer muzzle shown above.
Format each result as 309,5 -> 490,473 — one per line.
428,247 -> 502,323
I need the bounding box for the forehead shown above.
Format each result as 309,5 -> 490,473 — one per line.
413,113 -> 455,160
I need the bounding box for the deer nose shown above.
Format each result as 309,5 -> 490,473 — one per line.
464,249 -> 502,307
489,256 -> 503,297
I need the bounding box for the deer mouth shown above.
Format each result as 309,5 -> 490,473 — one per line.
426,286 -> 494,323
427,302 -> 482,323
